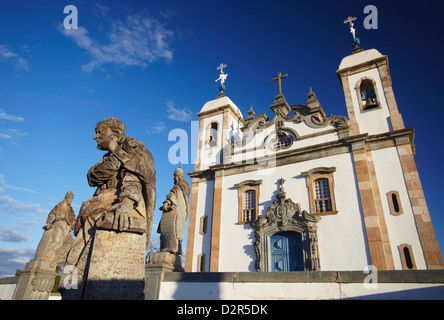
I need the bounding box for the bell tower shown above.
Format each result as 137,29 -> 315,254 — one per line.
185,64 -> 245,272
337,16 -> 404,136
336,48 -> 405,136
336,18 -> 443,270
193,65 -> 245,172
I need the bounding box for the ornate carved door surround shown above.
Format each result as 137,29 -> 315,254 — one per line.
252,178 -> 321,272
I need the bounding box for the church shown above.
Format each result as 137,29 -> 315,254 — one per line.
183,41 -> 444,274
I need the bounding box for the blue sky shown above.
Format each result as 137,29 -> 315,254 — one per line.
0,0 -> 443,277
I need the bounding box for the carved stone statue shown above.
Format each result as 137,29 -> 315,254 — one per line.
157,166 -> 190,255
13,191 -> 76,300
59,117 -> 156,300
35,191 -> 76,262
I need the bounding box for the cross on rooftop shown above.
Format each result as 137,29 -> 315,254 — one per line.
217,63 -> 227,73
343,16 -> 363,53
343,16 -> 357,39
271,72 -> 288,99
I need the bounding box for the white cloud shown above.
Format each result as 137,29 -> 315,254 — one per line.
3,185 -> 36,194
60,13 -> 174,72
0,44 -> 28,71
0,174 -> 47,214
146,121 -> 167,135
166,100 -> 193,122
0,194 -> 47,214
0,128 -> 27,142
0,194 -> 16,204
0,247 -> 35,277
0,224 -> 29,243
3,203 -> 48,215
0,109 -> 24,122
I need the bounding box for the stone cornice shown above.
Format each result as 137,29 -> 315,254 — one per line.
188,128 -> 415,180
197,104 -> 246,125
336,55 -> 388,78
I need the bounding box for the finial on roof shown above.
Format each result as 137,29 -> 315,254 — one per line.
271,72 -> 288,101
277,177 -> 287,199
343,16 -> 363,53
245,105 -> 255,121
307,87 -> 316,99
215,63 -> 228,97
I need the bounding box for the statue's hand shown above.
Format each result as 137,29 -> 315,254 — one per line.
160,199 -> 173,212
43,224 -> 52,230
111,198 -> 134,231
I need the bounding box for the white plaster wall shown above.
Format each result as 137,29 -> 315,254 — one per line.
191,180 -> 214,272
236,125 -> 340,165
347,68 -> 392,135
229,115 -> 242,143
217,153 -> 370,272
371,148 -> 427,269
290,130 -> 339,150
159,280 -> 444,300
0,283 -> 17,300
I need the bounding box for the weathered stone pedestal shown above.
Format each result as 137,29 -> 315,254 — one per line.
13,259 -> 58,300
60,225 -> 146,300
145,252 -> 183,300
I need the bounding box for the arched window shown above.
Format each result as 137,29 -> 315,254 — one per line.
273,134 -> 292,150
387,191 -> 403,216
301,167 -> 338,216
360,79 -> 378,110
208,122 -> 218,147
314,178 -> 332,213
267,130 -> 295,151
356,78 -> 380,112
197,253 -> 206,272
199,215 -> 207,235
234,180 -> 262,224
244,190 -> 256,222
392,193 -> 400,213
403,247 -> 413,269
398,244 -> 416,270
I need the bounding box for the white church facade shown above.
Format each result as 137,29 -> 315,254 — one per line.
184,47 -> 444,274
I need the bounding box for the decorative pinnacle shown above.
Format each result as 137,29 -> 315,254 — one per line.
343,16 -> 363,53
247,105 -> 255,116
307,87 -> 316,99
277,177 -> 286,199
215,63 -> 228,96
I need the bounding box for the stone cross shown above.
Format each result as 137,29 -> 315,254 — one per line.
271,72 -> 288,97
344,16 -> 357,39
217,63 -> 227,74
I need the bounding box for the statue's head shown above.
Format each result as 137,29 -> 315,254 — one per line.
64,190 -> 74,203
93,118 -> 126,152
174,166 -> 184,183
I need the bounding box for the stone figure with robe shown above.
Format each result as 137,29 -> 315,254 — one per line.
34,190 -> 76,262
13,191 -> 76,300
157,166 -> 190,255
59,117 -> 156,300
